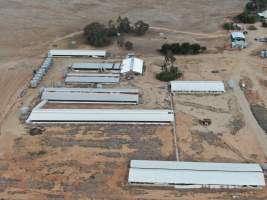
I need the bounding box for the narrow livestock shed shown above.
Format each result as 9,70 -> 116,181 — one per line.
43,87 -> 139,94
65,74 -> 120,84
128,160 -> 265,189
48,49 -> 106,57
72,63 -> 121,71
26,109 -> 174,124
170,81 -> 225,94
41,90 -> 139,104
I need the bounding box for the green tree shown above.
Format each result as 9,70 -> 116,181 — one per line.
223,22 -> 235,30
107,20 -> 118,36
156,53 -> 182,82
170,43 -> 181,54
181,42 -> 191,54
84,22 -> 111,46
190,43 -> 201,54
117,16 -> 132,33
134,20 -> 149,36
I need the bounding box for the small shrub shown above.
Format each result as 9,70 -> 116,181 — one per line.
262,21 -> 267,27
223,22 -> 235,30
125,41 -> 133,50
190,43 -> 201,54
134,20 -> 149,36
237,11 -> 256,24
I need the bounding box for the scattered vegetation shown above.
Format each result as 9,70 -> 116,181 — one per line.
237,11 -> 257,24
223,22 -> 235,30
84,17 -> 149,47
236,0 -> 267,24
223,22 -> 243,30
84,22 -> 112,47
28,150 -> 47,157
159,42 -> 206,55
156,52 -> 183,82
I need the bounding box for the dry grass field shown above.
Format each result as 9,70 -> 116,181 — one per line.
2,0 -> 267,199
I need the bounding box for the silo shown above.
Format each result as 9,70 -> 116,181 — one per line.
35,73 -> 43,81
41,66 -> 48,73
261,50 -> 267,58
39,68 -> 46,75
19,106 -> 30,120
30,80 -> 38,88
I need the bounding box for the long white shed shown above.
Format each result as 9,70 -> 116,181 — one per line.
41,91 -> 139,104
65,76 -> 120,84
128,160 -> 265,189
170,81 -> 225,94
48,49 -> 106,57
66,73 -> 120,77
26,109 -> 174,124
43,87 -> 139,94
72,63 -> 121,71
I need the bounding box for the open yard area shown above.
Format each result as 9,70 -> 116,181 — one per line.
2,0 -> 267,199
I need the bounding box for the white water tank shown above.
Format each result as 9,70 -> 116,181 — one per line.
30,80 -> 38,88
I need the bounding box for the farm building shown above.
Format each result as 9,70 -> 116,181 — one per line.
170,81 -> 225,94
43,87 -> 139,94
231,32 -> 247,48
128,160 -> 265,189
26,109 -> 174,124
121,57 -> 144,74
258,10 -> 267,22
66,73 -> 120,77
41,90 -> 139,104
65,73 -> 120,84
48,49 -> 106,57
71,63 -> 121,71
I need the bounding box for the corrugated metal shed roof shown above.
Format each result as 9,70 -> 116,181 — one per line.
130,160 -> 262,172
44,87 -> 139,94
26,109 -> 174,123
42,91 -> 139,104
72,63 -> 121,70
128,160 -> 265,187
231,32 -> 245,39
65,76 -> 120,84
49,49 -> 106,57
258,10 -> 267,18
121,57 -> 144,74
67,73 -> 120,77
170,81 -> 225,93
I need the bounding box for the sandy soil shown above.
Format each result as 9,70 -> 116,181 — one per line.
2,0 -> 267,200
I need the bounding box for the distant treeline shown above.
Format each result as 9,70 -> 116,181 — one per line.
84,16 -> 149,47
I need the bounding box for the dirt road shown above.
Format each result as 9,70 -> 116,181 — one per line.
229,33 -> 267,157
150,26 -> 227,38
